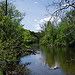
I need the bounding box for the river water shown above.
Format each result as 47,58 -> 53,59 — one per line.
20,47 -> 75,75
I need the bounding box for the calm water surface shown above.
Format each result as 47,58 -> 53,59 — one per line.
20,47 -> 75,75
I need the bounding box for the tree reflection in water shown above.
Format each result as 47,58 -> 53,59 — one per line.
41,47 -> 75,75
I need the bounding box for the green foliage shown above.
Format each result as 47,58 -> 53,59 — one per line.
40,10 -> 75,47
0,16 -> 23,61
0,1 -> 24,21
0,70 -> 3,75
40,21 -> 57,47
0,0 -> 36,63
56,10 -> 75,47
0,1 -> 40,74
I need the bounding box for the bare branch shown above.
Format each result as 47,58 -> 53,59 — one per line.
46,0 -> 75,23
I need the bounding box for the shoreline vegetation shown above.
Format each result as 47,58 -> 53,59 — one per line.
40,10 -> 75,48
0,1 -> 38,75
0,0 -> 75,75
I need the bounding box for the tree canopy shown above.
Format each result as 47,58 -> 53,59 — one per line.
40,9 -> 75,47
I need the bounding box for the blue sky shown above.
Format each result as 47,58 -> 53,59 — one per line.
13,0 -> 56,32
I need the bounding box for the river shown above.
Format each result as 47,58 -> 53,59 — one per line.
20,47 -> 75,75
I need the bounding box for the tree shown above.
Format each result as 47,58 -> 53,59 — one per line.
40,10 -> 75,47
40,21 -> 57,47
5,0 -> 7,15
0,0 -> 30,69
56,10 -> 75,47
0,0 -> 24,21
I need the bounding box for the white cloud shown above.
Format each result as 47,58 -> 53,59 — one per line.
34,2 -> 38,4
36,26 -> 41,31
57,18 -> 61,23
34,19 -> 38,22
40,16 -> 51,23
39,16 -> 61,24
62,3 -> 69,7
33,16 -> 61,32
39,16 -> 56,23
34,24 -> 41,32
33,17 -> 51,32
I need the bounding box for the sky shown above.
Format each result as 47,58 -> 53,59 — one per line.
11,0 -> 57,32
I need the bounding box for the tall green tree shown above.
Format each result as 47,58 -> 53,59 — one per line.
40,21 -> 57,47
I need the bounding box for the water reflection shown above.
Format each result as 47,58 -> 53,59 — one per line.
21,47 -> 75,75
42,47 -> 75,75
1,47 -> 74,75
